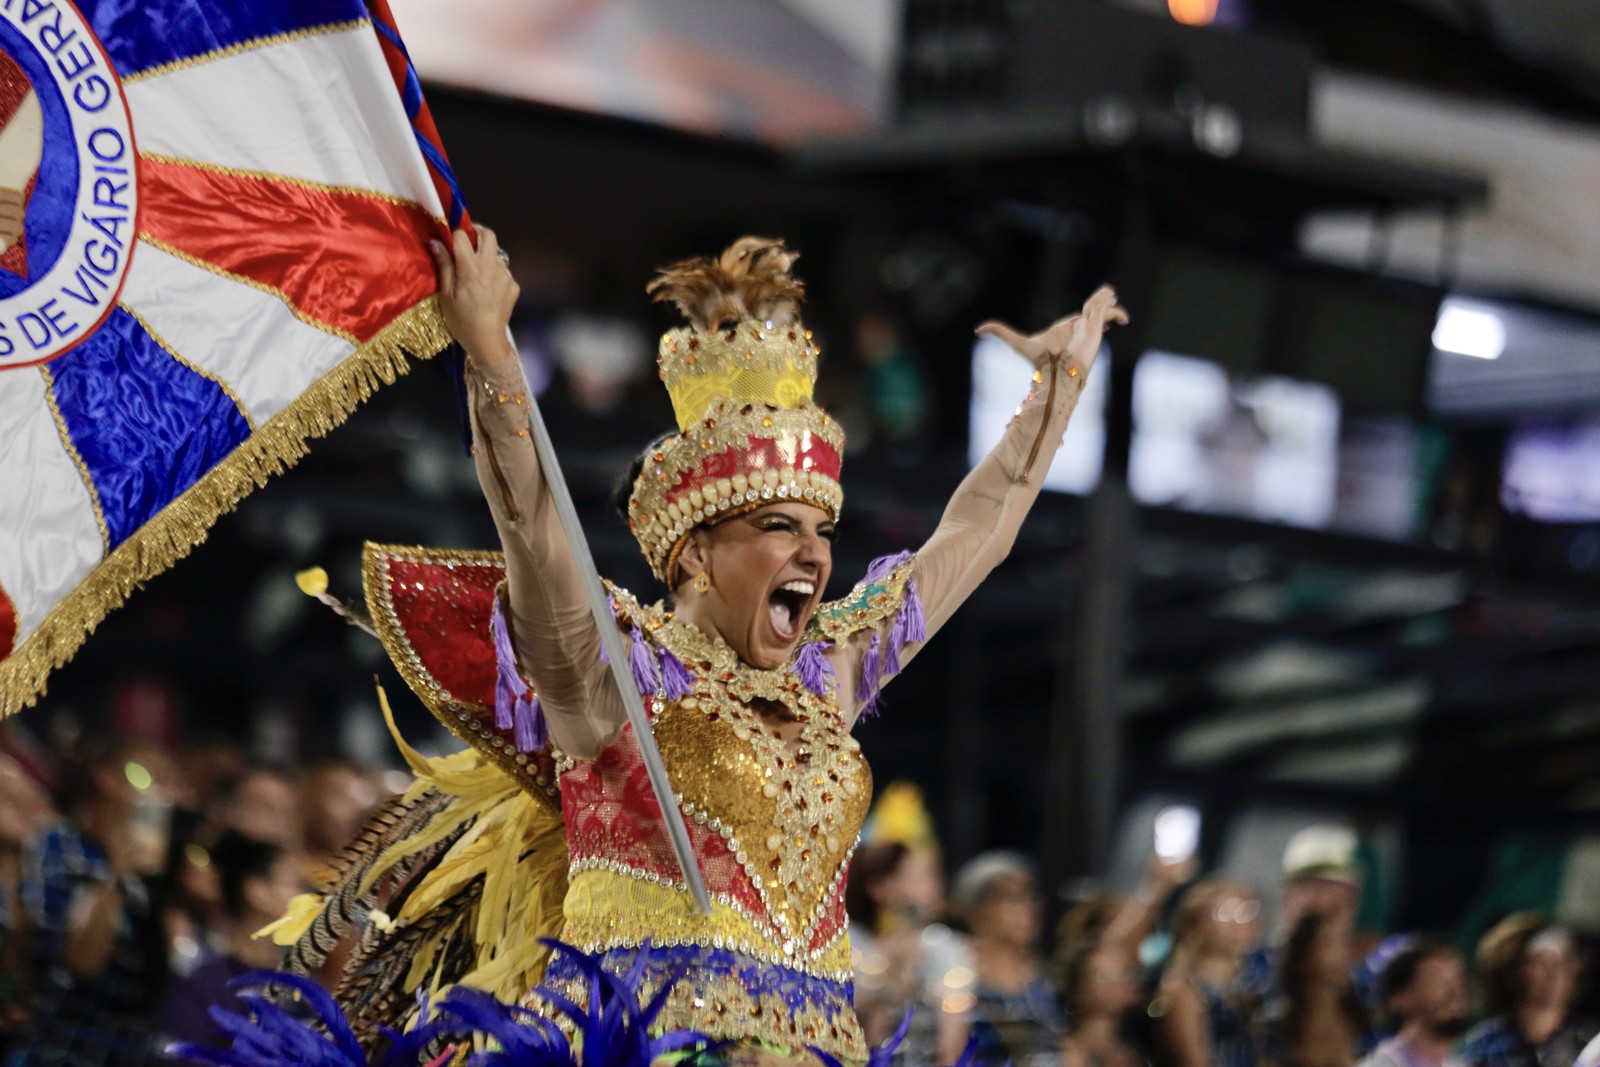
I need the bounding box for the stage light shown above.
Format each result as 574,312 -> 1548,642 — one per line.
1433,301 -> 1505,360
1169,0 -> 1220,26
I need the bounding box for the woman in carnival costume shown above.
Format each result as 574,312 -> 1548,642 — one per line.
215,232 -> 1124,1067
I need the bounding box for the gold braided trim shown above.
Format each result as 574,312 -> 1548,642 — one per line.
807,555 -> 916,643
36,365 -> 111,552
138,153 -> 448,225
121,19 -> 371,84
360,543 -> 561,810
138,233 -> 361,345
658,322 -> 819,432
628,404 -> 846,583
119,303 -> 256,432
0,298 -> 452,717
560,868 -> 854,981
531,958 -> 867,1066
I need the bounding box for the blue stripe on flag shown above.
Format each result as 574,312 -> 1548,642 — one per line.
367,16 -> 468,228
77,0 -> 371,81
47,310 -> 251,550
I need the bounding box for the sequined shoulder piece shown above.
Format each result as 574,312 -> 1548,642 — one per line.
361,542 -> 561,811
805,551 -> 916,643
603,580 -> 664,631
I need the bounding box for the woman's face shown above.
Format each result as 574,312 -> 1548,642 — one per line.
1205,892 -> 1262,957
1078,946 -> 1141,1017
679,501 -> 835,670
974,873 -> 1042,948
874,849 -> 944,917
1520,941 -> 1579,1011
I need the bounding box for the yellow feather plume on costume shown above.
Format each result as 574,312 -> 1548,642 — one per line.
264,687 -> 569,1011
374,686 -> 570,1003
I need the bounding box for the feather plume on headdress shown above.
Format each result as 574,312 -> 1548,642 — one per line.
646,236 -> 805,332
631,237 -> 842,584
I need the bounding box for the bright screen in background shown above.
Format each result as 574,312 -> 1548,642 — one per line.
966,346 -> 1429,538
1502,419 -> 1600,523
968,334 -> 1108,495
1131,352 -> 1341,528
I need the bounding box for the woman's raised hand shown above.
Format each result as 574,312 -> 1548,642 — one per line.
428,225 -> 520,371
975,284 -> 1128,377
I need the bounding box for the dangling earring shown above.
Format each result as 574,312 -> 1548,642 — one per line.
693,571 -> 711,594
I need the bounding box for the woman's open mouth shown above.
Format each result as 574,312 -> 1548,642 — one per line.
767,579 -> 816,643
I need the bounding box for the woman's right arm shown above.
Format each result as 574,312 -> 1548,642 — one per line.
431,230 -> 624,758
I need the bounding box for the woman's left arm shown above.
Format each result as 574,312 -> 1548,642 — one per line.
835,287 -> 1123,720
914,288 -> 1125,631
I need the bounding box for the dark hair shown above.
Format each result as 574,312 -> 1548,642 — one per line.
844,841 -> 911,934
611,432 -> 677,524
208,830 -> 287,920
1379,939 -> 1455,1014
1282,913 -> 1367,1046
1053,894 -> 1122,1012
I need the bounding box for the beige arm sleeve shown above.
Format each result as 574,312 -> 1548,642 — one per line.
835,358 -> 1088,718
467,360 -> 625,758
913,359 -> 1086,635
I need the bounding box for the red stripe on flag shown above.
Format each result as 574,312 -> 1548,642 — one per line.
365,0 -> 472,237
0,582 -> 15,661
139,156 -> 443,342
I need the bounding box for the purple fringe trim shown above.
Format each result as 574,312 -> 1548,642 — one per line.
658,647 -> 694,701
513,694 -> 547,753
491,597 -> 548,753
628,625 -> 661,697
862,550 -> 913,585
856,633 -> 883,719
853,554 -> 927,719
793,641 -> 836,697
883,577 -> 926,677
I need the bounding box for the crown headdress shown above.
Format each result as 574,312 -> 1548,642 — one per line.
628,237 -> 845,584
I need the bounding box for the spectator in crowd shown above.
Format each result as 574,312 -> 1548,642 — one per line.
0,755 -> 53,1050
9,741 -> 172,1067
1279,912 -> 1367,1067
1358,940 -> 1470,1067
156,831 -> 306,1052
1057,934 -> 1145,1067
1054,856 -> 1193,1067
1462,916 -> 1595,1067
1244,826 -> 1365,1001
954,852 -> 1067,1067
848,839 -> 972,1064
299,758 -> 376,886
213,765 -> 301,850
1150,879 -> 1264,1067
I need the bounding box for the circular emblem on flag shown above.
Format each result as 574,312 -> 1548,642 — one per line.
0,1 -> 137,370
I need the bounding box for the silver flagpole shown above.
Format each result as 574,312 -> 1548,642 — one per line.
506,330 -> 712,914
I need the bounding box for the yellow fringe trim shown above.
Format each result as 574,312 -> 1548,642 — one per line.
0,297 -> 454,718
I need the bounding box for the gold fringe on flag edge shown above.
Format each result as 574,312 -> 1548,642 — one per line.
0,296 -> 454,717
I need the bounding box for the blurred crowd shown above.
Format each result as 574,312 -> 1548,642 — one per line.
0,727 -> 381,1067
3,727 -> 1598,1067
845,796 -> 1600,1067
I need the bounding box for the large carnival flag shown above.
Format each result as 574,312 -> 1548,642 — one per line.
0,0 -> 467,715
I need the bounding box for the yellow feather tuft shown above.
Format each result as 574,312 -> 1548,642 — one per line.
295,567 -> 329,597
256,892 -> 326,946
